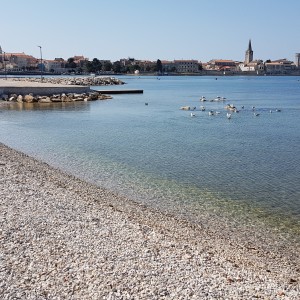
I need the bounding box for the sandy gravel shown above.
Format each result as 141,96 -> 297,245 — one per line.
0,143 -> 299,299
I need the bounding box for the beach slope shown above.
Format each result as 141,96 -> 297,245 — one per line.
0,143 -> 299,299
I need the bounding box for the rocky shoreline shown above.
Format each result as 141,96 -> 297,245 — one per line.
0,143 -> 299,299
2,91 -> 112,103
9,76 -> 125,86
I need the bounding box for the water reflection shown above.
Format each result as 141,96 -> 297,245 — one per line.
0,101 -> 91,112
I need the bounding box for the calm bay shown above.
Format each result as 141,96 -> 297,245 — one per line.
1,75 -> 299,243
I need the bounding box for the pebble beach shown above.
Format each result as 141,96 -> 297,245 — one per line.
0,143 -> 299,299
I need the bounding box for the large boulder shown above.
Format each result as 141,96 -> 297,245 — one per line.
39,97 -> 52,103
24,94 -> 34,103
17,95 -> 23,103
50,96 -> 62,102
9,94 -> 17,102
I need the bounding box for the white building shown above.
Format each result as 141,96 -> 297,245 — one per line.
239,60 -> 264,72
44,59 -> 66,73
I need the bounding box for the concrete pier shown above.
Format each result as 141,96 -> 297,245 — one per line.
94,89 -> 143,94
0,80 -> 143,96
0,80 -> 90,96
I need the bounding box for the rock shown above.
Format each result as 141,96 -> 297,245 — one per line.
9,96 -> 17,102
88,92 -> 100,100
10,76 -> 125,86
4,90 -> 112,105
1,94 -> 9,100
51,97 -> 62,102
39,97 -> 52,103
24,94 -> 34,103
17,95 -> 23,103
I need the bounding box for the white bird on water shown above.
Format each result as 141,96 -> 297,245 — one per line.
226,112 -> 232,119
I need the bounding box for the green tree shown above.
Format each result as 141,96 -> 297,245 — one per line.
103,61 -> 112,72
66,57 -> 77,69
84,61 -> 93,73
112,61 -> 122,73
156,59 -> 162,73
92,58 -> 102,72
129,64 -> 141,73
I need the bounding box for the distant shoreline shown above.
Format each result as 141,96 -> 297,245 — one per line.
1,70 -> 300,77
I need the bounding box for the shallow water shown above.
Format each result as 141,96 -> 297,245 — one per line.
1,75 -> 300,241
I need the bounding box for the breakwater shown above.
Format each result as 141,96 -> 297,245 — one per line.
1,91 -> 112,103
9,76 -> 125,86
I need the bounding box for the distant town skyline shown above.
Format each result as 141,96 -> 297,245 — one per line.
1,0 -> 300,62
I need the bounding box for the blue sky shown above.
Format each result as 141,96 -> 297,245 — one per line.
1,0 -> 299,62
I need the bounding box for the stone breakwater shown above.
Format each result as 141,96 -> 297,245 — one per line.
10,76 -> 125,86
3,91 -> 112,103
0,143 -> 299,299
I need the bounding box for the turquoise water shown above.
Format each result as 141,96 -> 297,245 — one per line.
1,75 -> 300,240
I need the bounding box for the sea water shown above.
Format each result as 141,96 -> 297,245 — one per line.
1,75 -> 299,241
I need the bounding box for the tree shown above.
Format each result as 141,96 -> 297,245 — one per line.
156,59 -> 162,73
84,61 -> 93,73
112,61 -> 122,73
66,57 -> 77,69
129,64 -> 140,73
92,58 -> 102,72
103,61 -> 112,72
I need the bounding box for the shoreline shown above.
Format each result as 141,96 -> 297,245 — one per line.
1,142 -> 299,298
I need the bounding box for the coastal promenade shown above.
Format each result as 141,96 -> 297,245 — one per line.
0,143 -> 299,299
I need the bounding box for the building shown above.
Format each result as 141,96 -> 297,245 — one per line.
3,52 -> 38,71
265,59 -> 296,74
245,39 -> 253,64
173,60 -> 200,73
73,55 -> 88,68
134,60 -> 156,72
295,53 -> 300,68
239,60 -> 264,72
44,58 -> 66,73
205,59 -> 237,71
161,60 -> 176,73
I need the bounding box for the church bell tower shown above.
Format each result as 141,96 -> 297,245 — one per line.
245,39 -> 253,64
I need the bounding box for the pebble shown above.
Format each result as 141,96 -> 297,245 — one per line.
0,143 -> 299,299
